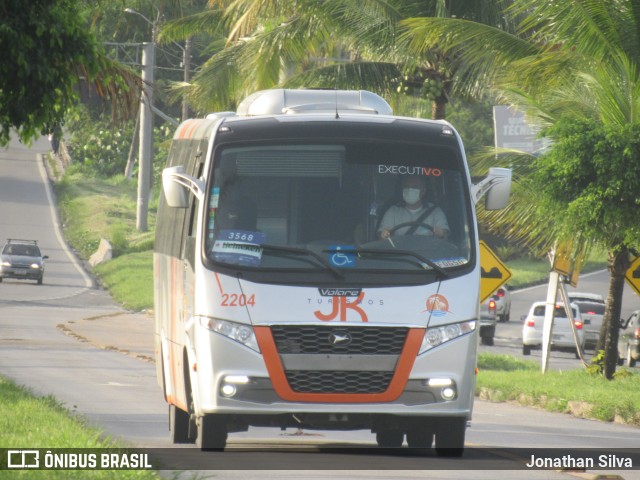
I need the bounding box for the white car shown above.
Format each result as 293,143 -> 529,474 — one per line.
573,301 -> 605,350
522,302 -> 585,358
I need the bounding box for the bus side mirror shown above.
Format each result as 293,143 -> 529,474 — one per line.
163,166 -> 189,208
471,167 -> 512,210
162,166 -> 205,208
484,168 -> 512,210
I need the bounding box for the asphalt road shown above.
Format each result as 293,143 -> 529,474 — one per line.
0,136 -> 638,479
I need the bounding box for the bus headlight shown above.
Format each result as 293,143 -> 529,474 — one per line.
200,317 -> 260,353
419,320 -> 476,354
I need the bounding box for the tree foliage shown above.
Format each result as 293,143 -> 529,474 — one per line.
0,0 -> 139,146
161,0 -> 506,118
0,0 -> 100,145
65,106 -> 172,179
402,0 -> 640,378
535,118 -> 640,250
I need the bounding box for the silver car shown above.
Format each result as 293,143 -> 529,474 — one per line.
618,310 -> 639,367
479,298 -> 497,346
567,292 -> 604,304
522,302 -> 585,358
573,301 -> 605,350
491,285 -> 511,322
0,239 -> 48,285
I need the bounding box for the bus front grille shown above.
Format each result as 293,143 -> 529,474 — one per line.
269,325 -> 409,395
285,370 -> 394,394
271,325 -> 408,355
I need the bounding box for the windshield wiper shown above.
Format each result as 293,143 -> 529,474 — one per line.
325,247 -> 449,278
259,243 -> 344,279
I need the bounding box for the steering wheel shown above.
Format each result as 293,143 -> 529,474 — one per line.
388,221 -> 434,236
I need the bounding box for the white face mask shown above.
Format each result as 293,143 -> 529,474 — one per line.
403,187 -> 421,205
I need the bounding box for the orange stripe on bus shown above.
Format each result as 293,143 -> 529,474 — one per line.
214,272 -> 224,294
177,119 -> 199,139
185,120 -> 199,139
254,326 -> 424,403
176,120 -> 193,139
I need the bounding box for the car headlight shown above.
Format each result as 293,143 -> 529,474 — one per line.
419,320 -> 476,354
1,261 -> 11,267
199,317 -> 260,353
30,263 -> 42,269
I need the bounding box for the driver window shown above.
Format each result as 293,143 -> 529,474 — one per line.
376,175 -> 450,241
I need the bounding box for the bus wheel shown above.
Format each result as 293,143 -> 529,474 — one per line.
376,430 -> 404,448
169,405 -> 192,444
406,429 -> 433,449
197,414 -> 228,451
481,336 -> 494,346
435,418 -> 465,457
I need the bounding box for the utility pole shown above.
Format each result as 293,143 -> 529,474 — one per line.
125,7 -> 190,228
182,37 -> 191,121
136,41 -> 155,232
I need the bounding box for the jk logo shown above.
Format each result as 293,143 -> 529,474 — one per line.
314,292 -> 368,322
8,450 -> 39,469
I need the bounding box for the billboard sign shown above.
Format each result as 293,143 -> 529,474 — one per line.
493,106 -> 550,155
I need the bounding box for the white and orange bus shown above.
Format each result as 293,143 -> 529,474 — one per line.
154,89 -> 511,454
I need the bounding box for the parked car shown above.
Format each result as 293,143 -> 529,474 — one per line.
573,301 -> 605,350
618,310 -> 640,367
0,239 -> 48,285
479,297 -> 497,346
567,292 -> 604,304
522,301 -> 585,358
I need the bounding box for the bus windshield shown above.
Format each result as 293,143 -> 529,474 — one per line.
204,141 -> 472,274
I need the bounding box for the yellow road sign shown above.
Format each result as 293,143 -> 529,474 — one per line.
552,243 -> 572,277
625,256 -> 640,297
551,242 -> 585,287
479,241 -> 512,303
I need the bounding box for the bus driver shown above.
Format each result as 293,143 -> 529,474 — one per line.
378,176 -> 449,241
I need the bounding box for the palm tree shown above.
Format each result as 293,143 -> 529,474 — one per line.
402,0 -> 640,378
160,0 -> 507,118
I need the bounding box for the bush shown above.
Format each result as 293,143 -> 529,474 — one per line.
65,105 -> 174,180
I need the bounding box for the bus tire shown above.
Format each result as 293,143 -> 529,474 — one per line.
482,336 -> 494,346
169,404 -> 191,444
376,430 -> 404,448
197,414 -> 228,451
435,418 -> 465,457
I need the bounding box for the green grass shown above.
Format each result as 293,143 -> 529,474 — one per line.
477,353 -> 640,425
506,252 -> 608,289
93,251 -> 154,311
0,376 -> 160,479
55,172 -> 155,260
55,171 -> 156,309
